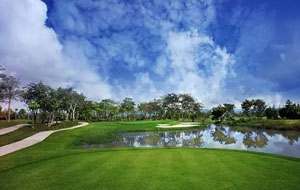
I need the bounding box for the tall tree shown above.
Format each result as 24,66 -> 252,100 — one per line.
22,82 -> 52,124
0,75 -> 20,122
121,97 -> 135,121
67,91 -> 85,121
253,99 -> 266,118
241,99 -> 252,116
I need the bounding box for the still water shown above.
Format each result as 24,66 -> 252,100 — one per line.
83,124 -> 300,158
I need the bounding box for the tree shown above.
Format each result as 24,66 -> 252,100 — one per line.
279,100 -> 300,119
22,82 -> 52,124
67,91 -> 85,121
162,93 -> 180,119
265,106 -> 279,119
211,104 -> 235,122
191,102 -> 203,122
18,108 -> 27,119
241,99 -> 252,116
121,97 -> 135,121
101,99 -> 116,121
253,99 -> 266,118
78,101 -> 94,121
138,102 -> 148,120
0,75 -> 20,122
211,105 -> 226,122
241,99 -> 266,118
28,102 -> 40,126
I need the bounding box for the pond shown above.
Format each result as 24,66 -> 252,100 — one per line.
82,124 -> 300,158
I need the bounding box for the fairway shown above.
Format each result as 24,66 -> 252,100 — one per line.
0,121 -> 300,190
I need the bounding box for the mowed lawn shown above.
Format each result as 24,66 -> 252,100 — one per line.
0,121 -> 300,190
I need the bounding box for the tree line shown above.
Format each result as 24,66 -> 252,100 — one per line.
211,99 -> 300,122
1,66 -> 300,126
0,67 -> 204,125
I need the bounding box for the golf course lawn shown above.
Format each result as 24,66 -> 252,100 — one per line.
0,121 -> 300,190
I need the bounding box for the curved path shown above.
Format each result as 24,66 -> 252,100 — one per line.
0,124 -> 31,136
157,122 -> 200,128
0,122 -> 89,157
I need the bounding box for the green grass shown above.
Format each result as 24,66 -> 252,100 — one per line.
0,119 -> 30,129
223,118 -> 300,130
0,121 -> 300,190
0,121 -> 78,146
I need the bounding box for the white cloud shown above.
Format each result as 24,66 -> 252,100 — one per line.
164,30 -> 236,107
0,0 -> 111,101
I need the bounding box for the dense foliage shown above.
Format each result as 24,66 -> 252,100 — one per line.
1,65 -> 300,125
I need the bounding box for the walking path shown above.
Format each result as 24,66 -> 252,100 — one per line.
157,122 -> 200,128
0,122 -> 89,157
0,124 -> 31,135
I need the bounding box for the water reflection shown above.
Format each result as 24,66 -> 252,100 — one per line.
211,126 -> 236,145
81,124 -> 300,158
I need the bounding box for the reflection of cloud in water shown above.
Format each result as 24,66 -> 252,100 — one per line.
92,125 -> 300,158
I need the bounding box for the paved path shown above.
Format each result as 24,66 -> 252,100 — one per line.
0,124 -> 31,136
0,122 -> 89,157
157,123 -> 200,128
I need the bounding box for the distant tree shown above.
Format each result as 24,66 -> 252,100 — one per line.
138,102 -> 148,120
22,82 -> 52,124
18,108 -> 27,119
211,105 -> 226,122
0,75 -> 20,122
211,104 -> 235,122
253,99 -> 266,118
279,100 -> 300,119
241,99 -> 252,116
28,102 -> 40,126
191,102 -> 203,122
67,91 -> 85,121
101,99 -> 116,121
121,97 -> 135,121
241,99 -> 266,118
265,106 -> 279,119
78,101 -> 94,121
162,93 -> 180,119
223,103 -> 235,120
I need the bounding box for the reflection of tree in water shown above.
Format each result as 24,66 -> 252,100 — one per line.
243,132 -> 268,148
181,131 -> 204,147
267,130 -> 300,146
211,126 -> 236,144
282,131 -> 300,145
120,130 -> 205,148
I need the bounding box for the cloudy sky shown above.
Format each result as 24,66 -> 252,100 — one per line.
1,0 -> 300,108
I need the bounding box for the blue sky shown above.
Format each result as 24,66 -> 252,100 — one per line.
1,0 -> 300,108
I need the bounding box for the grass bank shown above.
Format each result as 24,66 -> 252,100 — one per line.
223,118 -> 300,130
0,121 -> 299,190
0,121 -> 78,146
0,119 -> 30,129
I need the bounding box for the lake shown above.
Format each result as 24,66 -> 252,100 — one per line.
82,124 -> 300,158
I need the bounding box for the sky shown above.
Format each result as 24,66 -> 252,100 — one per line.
0,0 -> 300,108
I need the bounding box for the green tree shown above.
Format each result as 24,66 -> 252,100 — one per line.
211,104 -> 235,122
265,106 -> 279,119
121,97 -> 135,121
0,75 -> 20,122
241,99 -> 252,116
18,108 -> 27,119
28,102 -> 40,126
253,99 -> 266,118
211,105 -> 226,122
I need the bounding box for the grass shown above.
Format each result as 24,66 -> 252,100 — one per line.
0,121 -> 78,146
0,120 -> 300,190
0,119 -> 30,129
223,118 -> 300,131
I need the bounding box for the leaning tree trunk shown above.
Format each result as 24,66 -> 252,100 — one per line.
7,95 -> 12,122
